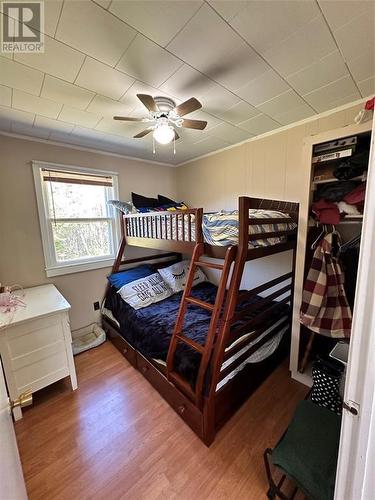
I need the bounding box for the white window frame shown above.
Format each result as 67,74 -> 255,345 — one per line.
32,160 -> 120,277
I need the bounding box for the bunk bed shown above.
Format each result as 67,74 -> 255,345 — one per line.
102,196 -> 299,445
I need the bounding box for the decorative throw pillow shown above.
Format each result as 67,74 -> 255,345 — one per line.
107,264 -> 154,289
108,200 -> 136,214
158,260 -> 206,293
117,273 -> 173,309
132,192 -> 159,209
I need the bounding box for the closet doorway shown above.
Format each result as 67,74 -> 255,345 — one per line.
291,117 -> 375,499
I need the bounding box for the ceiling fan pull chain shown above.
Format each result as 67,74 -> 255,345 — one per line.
173,134 -> 176,155
153,135 -> 156,154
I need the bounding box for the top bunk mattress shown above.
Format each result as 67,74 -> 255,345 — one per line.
202,209 -> 297,247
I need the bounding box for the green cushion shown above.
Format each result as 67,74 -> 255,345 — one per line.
272,400 -> 341,500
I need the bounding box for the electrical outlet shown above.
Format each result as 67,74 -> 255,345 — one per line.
93,301 -> 100,311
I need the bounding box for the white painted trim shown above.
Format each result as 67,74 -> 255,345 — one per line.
32,161 -> 120,277
46,258 -> 114,277
0,131 -> 174,167
335,116 -> 375,500
176,96 -> 372,167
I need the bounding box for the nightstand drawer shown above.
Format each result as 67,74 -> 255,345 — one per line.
6,315 -> 66,358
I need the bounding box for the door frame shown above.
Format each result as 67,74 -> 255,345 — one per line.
334,115 -> 375,499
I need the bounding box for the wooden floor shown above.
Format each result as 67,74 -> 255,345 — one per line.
15,341 -> 307,500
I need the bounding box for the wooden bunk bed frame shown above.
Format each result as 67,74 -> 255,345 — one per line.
102,196 -> 299,445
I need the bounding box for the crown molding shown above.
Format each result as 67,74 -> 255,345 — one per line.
0,130 -> 174,167
176,96 -> 371,167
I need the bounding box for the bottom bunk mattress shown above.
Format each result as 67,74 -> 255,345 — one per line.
103,282 -> 290,389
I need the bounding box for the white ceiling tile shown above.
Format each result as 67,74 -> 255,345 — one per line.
201,84 -> 240,115
44,0 -> 63,36
262,16 -> 337,77
273,103 -> 316,125
318,0 -> 374,31
303,75 -> 361,112
14,36 -> 85,82
87,95 -> 136,118
208,42 -> 270,92
92,0 -> 112,9
13,90 -> 62,119
34,115 -> 74,134
207,1 -> 248,21
209,122 -> 250,144
215,101 -> 259,125
0,106 -> 35,126
0,57 -> 44,96
110,1 -> 202,47
333,10 -> 375,63
167,3 -> 268,90
287,51 -> 348,95
160,64 -> 218,101
76,58 -> 135,100
259,90 -> 314,117
236,70 -> 290,106
116,34 -> 182,87
55,0 -> 136,66
0,85 -> 12,107
347,49 -> 375,83
238,114 -> 280,135
58,106 -> 101,128
41,75 -> 95,110
358,77 -> 375,97
231,0 -> 320,53
192,135 -> 231,154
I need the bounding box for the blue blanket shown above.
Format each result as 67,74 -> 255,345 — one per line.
104,282 -> 288,387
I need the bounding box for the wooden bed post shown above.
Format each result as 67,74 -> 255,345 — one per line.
203,197 -> 250,444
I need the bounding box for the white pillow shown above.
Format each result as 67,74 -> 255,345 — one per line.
117,273 -> 172,310
158,260 -> 206,293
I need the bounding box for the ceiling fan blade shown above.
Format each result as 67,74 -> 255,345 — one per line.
133,128 -> 153,139
137,94 -> 159,112
174,97 -> 202,117
181,118 -> 207,130
113,116 -> 146,122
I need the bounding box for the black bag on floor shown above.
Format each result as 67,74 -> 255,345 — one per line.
310,356 -> 344,415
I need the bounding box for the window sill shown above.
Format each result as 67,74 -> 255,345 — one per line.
46,258 -> 115,277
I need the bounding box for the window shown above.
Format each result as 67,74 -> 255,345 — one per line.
33,161 -> 120,277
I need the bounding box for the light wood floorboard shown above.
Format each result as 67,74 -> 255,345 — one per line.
15,341 -> 307,499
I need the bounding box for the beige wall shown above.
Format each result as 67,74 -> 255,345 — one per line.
0,135 -> 177,329
176,102 -> 364,210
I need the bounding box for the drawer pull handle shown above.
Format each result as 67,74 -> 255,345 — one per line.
178,404 -> 186,415
141,365 -> 149,373
123,348 -> 128,354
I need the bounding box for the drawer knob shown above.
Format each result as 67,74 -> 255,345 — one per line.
178,404 -> 186,415
123,348 -> 128,354
141,365 -> 149,373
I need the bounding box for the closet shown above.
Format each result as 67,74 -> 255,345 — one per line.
290,121 -> 373,387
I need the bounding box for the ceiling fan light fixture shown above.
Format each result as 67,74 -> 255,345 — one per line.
153,123 -> 175,145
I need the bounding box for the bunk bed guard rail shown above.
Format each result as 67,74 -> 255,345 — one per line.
122,208 -> 204,253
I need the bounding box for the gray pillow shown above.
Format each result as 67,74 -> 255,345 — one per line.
108,200 -> 136,214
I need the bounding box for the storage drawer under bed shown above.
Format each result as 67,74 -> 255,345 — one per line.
102,318 -> 137,368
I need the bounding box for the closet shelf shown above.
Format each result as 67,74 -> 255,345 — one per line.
312,174 -> 366,185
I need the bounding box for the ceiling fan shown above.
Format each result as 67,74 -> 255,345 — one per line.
113,94 -> 207,146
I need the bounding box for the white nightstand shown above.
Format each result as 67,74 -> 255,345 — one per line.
0,284 -> 77,420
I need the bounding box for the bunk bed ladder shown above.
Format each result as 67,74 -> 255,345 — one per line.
166,242 -> 237,405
